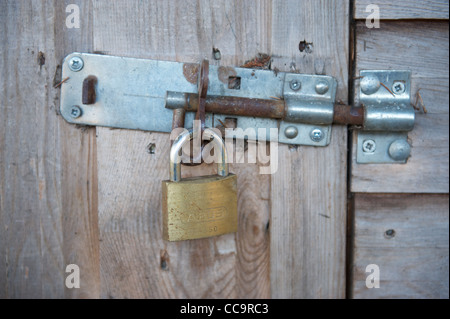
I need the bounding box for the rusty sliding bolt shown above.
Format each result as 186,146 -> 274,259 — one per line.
332,104 -> 364,126
167,92 -> 364,126
185,94 -> 286,119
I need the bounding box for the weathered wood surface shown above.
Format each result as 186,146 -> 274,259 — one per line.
94,0 -> 272,298
94,0 -> 349,298
351,194 -> 449,299
0,0 -> 350,299
270,0 -> 349,298
355,0 -> 449,20
351,21 -> 449,194
0,0 -> 100,298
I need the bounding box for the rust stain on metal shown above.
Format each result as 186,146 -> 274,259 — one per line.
240,53 -> 271,69
82,75 -> 97,105
183,93 -> 362,126
333,104 -> 364,125
186,93 -> 285,119
218,66 -> 237,84
183,63 -> 199,84
172,108 -> 185,130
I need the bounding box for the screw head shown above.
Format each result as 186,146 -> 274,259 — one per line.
68,56 -> 84,72
70,106 -> 82,118
362,139 -> 376,153
310,128 -> 324,142
305,43 -> 313,54
284,126 -> 299,139
388,139 -> 411,161
360,75 -> 381,95
212,48 -> 221,60
289,80 -> 301,91
392,81 -> 406,95
384,229 -> 396,239
146,143 -> 156,154
315,80 -> 329,95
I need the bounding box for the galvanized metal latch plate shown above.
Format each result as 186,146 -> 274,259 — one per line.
60,53 -> 337,146
357,70 -> 414,164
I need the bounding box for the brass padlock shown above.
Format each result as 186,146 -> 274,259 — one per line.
162,129 -> 238,241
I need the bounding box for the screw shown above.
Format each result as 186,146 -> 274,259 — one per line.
315,80 -> 329,95
360,75 -> 381,95
212,47 -> 221,60
289,80 -> 301,91
284,126 -> 299,139
388,139 -> 411,161
392,81 -> 406,95
68,56 -> 84,72
384,229 -> 396,239
310,128 -> 324,142
70,105 -> 82,118
362,139 -> 376,153
146,143 -> 156,154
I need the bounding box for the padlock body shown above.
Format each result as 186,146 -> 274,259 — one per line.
162,174 -> 237,241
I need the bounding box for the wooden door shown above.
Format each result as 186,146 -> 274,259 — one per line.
0,0 -> 447,299
349,1 -> 449,298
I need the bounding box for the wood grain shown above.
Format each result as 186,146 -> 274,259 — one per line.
351,194 -> 449,299
270,0 -> 349,298
354,0 -> 449,20
94,0 -> 271,298
0,0 -> 100,298
351,21 -> 449,194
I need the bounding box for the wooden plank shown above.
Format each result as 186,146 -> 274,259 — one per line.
351,194 -> 449,299
351,21 -> 449,193
355,0 -> 449,20
94,0 -> 271,298
56,0 -> 101,299
270,0 -> 349,298
0,0 -> 100,298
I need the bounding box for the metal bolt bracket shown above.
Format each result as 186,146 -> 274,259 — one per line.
60,53 -> 415,156
279,73 -> 336,146
61,52 -> 337,147
357,70 -> 414,164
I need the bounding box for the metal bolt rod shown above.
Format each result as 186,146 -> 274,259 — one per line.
332,104 -> 365,126
168,92 -> 364,126
185,93 -> 286,119
172,108 -> 186,130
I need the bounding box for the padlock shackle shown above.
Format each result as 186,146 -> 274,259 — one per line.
170,129 -> 228,182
